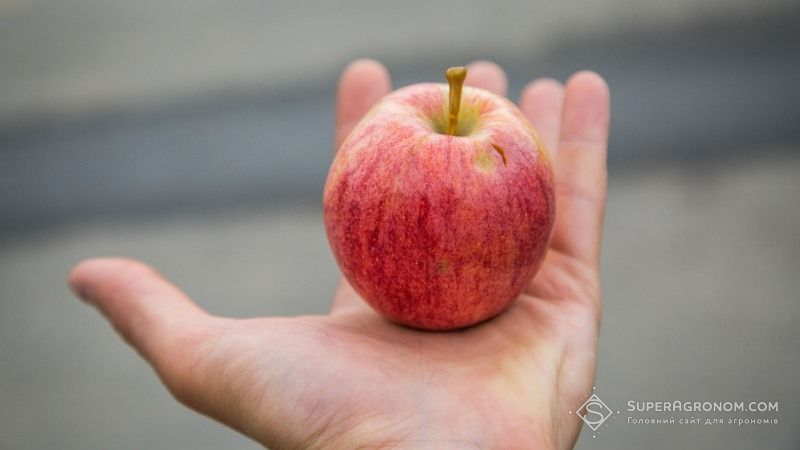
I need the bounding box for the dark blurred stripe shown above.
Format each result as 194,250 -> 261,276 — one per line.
1,14 -> 798,232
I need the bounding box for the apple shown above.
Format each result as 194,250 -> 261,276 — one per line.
323,67 -> 555,330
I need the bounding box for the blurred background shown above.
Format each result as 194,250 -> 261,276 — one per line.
1,0 -> 798,449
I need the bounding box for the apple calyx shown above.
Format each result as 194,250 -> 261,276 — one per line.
445,66 -> 467,136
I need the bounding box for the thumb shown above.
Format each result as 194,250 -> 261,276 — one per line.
68,258 -> 216,382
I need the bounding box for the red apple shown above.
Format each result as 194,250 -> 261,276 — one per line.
323,67 -> 555,330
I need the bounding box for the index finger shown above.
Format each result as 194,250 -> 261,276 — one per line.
334,59 -> 392,151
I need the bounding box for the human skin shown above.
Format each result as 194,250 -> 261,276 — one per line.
68,59 -> 610,449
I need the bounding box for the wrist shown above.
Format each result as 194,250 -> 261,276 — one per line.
294,414 -> 558,450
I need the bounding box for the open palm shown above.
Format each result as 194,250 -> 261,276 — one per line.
69,60 -> 610,450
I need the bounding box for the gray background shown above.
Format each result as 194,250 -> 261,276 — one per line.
1,0 -> 799,449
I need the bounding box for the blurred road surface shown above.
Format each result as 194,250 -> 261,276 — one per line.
1,151 -> 797,449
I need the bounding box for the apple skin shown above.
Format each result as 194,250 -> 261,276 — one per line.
323,82 -> 554,330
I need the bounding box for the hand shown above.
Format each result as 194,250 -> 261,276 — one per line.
69,59 -> 610,449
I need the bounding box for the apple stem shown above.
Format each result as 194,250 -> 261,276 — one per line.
445,66 -> 467,136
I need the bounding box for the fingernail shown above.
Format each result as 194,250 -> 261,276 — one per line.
72,282 -> 94,304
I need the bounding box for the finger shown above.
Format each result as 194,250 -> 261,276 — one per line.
465,60 -> 507,97
68,258 -> 216,381
334,58 -> 391,151
550,71 -> 610,266
330,278 -> 370,315
519,78 -> 565,156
